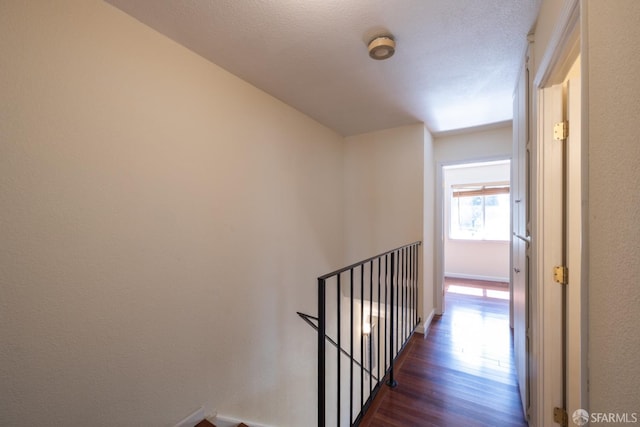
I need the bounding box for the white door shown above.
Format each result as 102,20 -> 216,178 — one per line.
537,63 -> 584,426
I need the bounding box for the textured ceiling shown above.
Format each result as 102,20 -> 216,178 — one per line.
105,0 -> 541,136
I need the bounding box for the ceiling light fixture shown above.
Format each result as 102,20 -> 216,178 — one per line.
368,36 -> 395,60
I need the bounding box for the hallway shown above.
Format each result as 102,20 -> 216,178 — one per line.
360,279 -> 527,426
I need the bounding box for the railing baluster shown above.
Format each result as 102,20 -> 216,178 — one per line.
416,245 -> 420,324
415,246 -> 418,325
406,248 -> 410,338
404,248 -> 411,339
336,275 -> 341,426
383,254 -> 388,374
404,247 -> 408,341
387,251 -> 397,388
377,258 -> 381,383
399,249 -> 402,344
416,244 -> 420,325
349,268 -> 354,425
369,260 -> 373,394
401,248 -> 405,342
409,246 -> 416,327
413,245 -> 417,325
318,278 -> 326,427
360,263 -> 364,413
395,250 -> 400,356
408,247 -> 411,331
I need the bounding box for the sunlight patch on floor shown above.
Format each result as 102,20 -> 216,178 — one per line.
447,285 -> 483,296
447,285 -> 509,300
486,289 -> 509,300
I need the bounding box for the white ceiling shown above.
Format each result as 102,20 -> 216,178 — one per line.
105,0 -> 541,136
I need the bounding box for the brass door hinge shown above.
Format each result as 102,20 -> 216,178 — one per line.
554,121 -> 568,141
554,407 -> 568,426
553,266 -> 568,285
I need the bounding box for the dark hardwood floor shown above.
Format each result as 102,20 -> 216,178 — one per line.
360,278 -> 527,427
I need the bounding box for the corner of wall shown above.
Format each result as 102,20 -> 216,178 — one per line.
422,124 -> 436,321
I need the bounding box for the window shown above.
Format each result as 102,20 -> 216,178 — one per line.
450,183 -> 510,241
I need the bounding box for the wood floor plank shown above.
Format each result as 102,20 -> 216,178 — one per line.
360,279 -> 527,427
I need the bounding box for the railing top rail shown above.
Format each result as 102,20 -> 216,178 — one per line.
318,241 -> 422,281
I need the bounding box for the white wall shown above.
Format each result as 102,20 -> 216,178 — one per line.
583,0 -> 640,416
0,2 -> 344,426
443,163 -> 511,282
434,125 -> 513,163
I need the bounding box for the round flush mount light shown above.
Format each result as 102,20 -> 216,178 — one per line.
368,36 -> 395,60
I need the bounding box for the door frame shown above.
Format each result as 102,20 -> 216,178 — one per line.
434,155 -> 512,316
530,0 -> 587,425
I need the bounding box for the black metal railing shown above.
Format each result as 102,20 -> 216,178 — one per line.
298,241 -> 421,426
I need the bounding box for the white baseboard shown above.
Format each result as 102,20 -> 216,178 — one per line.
445,272 -> 509,283
422,309 -> 435,336
173,407 -> 206,427
214,414 -> 273,427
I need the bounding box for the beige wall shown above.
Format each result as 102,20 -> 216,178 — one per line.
422,129 -> 436,325
343,124 -> 430,326
583,0 -> 640,416
344,124 -> 425,262
0,1 -> 344,426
